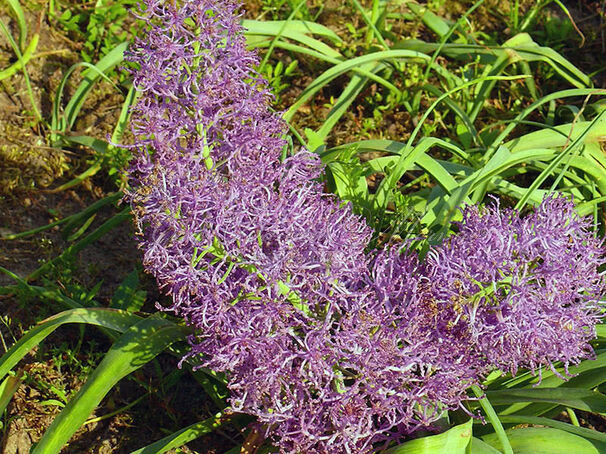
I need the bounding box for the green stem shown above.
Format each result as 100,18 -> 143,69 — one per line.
0,19 -> 42,122
84,392 -> 148,426
566,407 -> 580,427
472,385 -> 514,454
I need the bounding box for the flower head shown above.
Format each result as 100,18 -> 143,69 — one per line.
126,0 -> 605,451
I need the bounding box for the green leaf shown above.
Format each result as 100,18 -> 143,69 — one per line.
327,160 -> 370,216
32,314 -> 190,454
482,428 -> 605,454
129,412 -> 241,454
470,438 -> 502,454
396,33 -> 591,88
496,415 -> 606,444
244,19 -> 342,60
384,419 -> 473,453
63,41 -> 128,130
0,308 -> 142,383
111,270 -> 146,313
6,0 -> 27,51
487,388 -> 606,414
243,19 -> 342,44
0,192 -> 121,241
284,50 -> 431,122
407,3 -> 452,39
0,372 -> 22,416
28,207 -> 131,282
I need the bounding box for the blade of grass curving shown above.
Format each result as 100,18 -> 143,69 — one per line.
283,50 -> 435,121
550,0 -> 586,46
129,412 -> 244,454
327,161 -> 369,213
362,153 -> 460,194
0,308 -> 143,382
246,31 -> 341,59
384,419 -> 473,454
407,2 -> 451,39
364,0 -> 381,47
507,153 -> 606,198
323,139 -> 472,165
0,192 -> 121,240
252,40 -> 433,98
48,162 -> 102,193
468,34 -> 533,123
66,213 -> 97,242
489,349 -> 606,396
0,265 -> 99,312
421,83 -> 482,148
515,110 -> 606,210
258,0 -> 308,74
518,60 -> 538,100
51,58 -> 123,143
505,119 -> 606,153
32,314 -> 190,454
489,178 -> 546,206
83,391 -> 148,426
27,207 -> 131,282
472,385 -> 514,454
6,0 -> 27,51
471,438 -> 502,454
486,89 -> 605,158
110,270 -> 146,313
0,31 -> 37,81
418,0 -> 485,93
372,75 -> 528,218
496,415 -> 606,443
0,18 -> 41,122
62,191 -> 122,238
0,372 -> 22,416
487,388 -> 606,414
111,84 -> 139,145
243,19 -> 342,44
351,0 -> 389,50
316,69 -> 374,140
397,34 -> 591,89
482,427 -> 605,453
59,42 -> 128,135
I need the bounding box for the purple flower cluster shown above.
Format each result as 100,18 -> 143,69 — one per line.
425,197 -> 604,378
126,0 -> 605,452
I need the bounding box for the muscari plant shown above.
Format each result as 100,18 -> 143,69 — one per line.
123,0 -> 606,452
1,0 -> 606,453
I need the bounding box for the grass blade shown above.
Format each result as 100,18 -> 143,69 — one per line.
384,419 -> 473,453
27,207 -> 131,282
0,372 -> 23,416
31,314 -> 190,454
495,415 -> 606,443
6,0 -> 27,51
129,412 -> 239,454
487,388 -> 606,414
482,427 -> 605,454
0,308 -> 143,383
61,42 -> 128,133
473,385 -> 514,454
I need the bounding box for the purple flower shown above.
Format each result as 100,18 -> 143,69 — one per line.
125,0 -> 606,451
424,196 -> 605,377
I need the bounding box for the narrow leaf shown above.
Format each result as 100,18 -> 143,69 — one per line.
32,315 -> 190,454
385,419 -> 473,453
